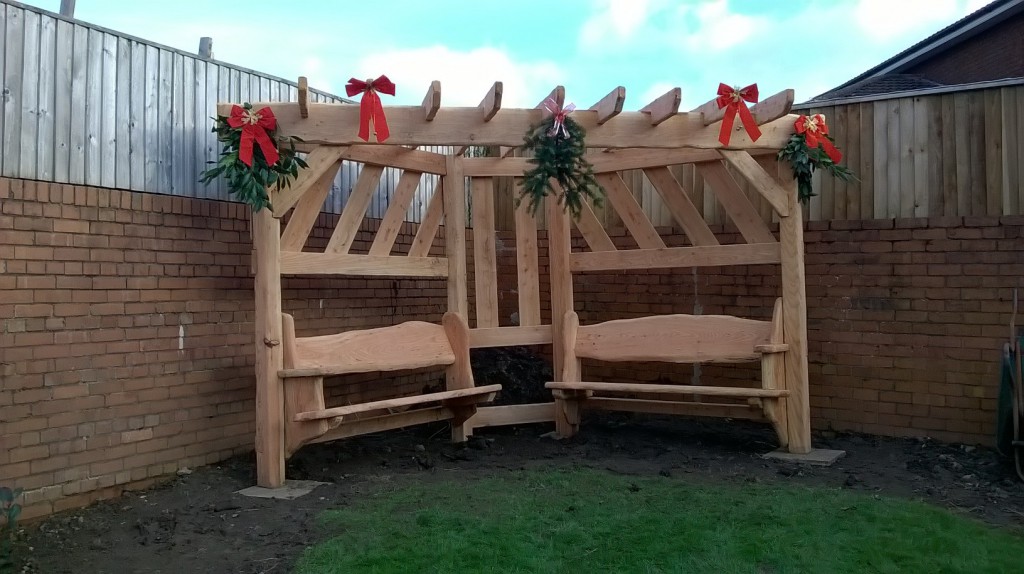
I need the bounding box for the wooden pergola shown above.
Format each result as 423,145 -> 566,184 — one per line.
217,81 -> 813,489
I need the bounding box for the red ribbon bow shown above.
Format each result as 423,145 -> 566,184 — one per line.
226,105 -> 279,167
795,114 -> 842,163
346,75 -> 396,142
716,83 -> 761,146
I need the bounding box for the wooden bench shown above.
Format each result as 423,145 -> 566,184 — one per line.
545,298 -> 790,446
280,311 -> 501,457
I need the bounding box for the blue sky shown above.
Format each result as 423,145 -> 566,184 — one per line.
28,0 -> 991,108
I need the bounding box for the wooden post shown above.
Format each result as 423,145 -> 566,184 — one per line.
198,37 -> 213,59
778,169 -> 812,454
253,210 -> 286,487
547,194 -> 574,379
59,0 -> 75,17
443,156 -> 470,441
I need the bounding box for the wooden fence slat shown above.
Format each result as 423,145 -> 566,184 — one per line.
36,13 -> 55,181
927,93 -> 944,216
114,36 -> 131,189
3,6 -> 24,178
816,106 -> 833,220
968,91 -> 986,216
885,99 -> 901,218
1018,87 -> 1024,213
514,184 -> 542,327
832,105 -> 848,220
940,94 -> 957,217
1000,87 -> 1018,214
898,98 -> 914,218
953,92 -> 971,216
0,5 -> 6,176
984,89 -> 1004,215
471,178 -> 499,328
85,28 -> 102,186
53,19 -> 72,183
913,97 -> 929,217
843,104 -> 861,219
19,9 -> 40,177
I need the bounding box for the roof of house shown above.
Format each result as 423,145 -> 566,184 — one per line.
806,0 -> 1024,103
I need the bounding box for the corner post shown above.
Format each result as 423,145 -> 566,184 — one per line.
253,209 -> 286,487
778,163 -> 812,453
547,194 -> 574,380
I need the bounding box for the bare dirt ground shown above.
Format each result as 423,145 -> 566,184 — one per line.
15,415 -> 1024,574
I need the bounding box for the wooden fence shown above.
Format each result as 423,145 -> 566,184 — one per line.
0,0 -> 446,222
484,82 -> 1024,230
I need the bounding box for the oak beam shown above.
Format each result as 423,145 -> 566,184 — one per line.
422,80 -> 441,121
641,87 -> 681,126
570,243 -> 782,272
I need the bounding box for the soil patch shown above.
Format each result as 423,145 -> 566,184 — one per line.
17,415 -> 1024,574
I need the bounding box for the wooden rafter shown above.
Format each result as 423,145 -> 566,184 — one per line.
325,165 -> 384,253
298,76 -> 309,119
640,87 -> 681,126
719,150 -> 790,216
280,164 -> 338,252
409,185 -> 444,257
368,170 -> 423,256
271,146 -> 345,217
422,80 -> 441,121
219,101 -> 797,149
696,162 -> 777,244
590,86 -> 625,125
642,166 -> 719,247
595,173 -> 665,249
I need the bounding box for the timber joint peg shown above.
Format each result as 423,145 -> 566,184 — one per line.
263,338 -> 280,347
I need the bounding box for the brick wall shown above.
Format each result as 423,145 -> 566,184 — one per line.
494,216 -> 1022,447
0,178 -> 446,519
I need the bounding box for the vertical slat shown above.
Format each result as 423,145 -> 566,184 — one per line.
872,101 -> 887,218
913,97 -> 929,217
143,45 -> 159,192
927,93 -> 945,217
1018,87 -> 1024,214
471,178 -> 499,328
171,52 -> 184,194
953,92 -> 971,216
20,8 -> 40,176
217,64 -> 231,200
202,62 -> 219,199
182,55 -> 195,197
898,97 -> 915,218
940,94 -> 957,217
53,18 -> 72,182
114,36 -> 130,189
859,103 -> 874,220
444,156 -> 470,319
1000,87 -> 1018,215
157,49 -> 172,192
0,4 -> 6,176
832,105 -> 848,220
129,41 -> 145,191
193,58 -> 207,199
100,32 -> 116,189
514,186 -> 542,327
325,164 -> 384,253
3,6 -> 25,177
69,23 -> 87,184
816,106 -> 834,220
984,88 -> 1003,215
844,104 -> 861,220
968,91 -> 986,215
886,99 -> 901,218
84,28 -> 102,186
35,13 -> 56,181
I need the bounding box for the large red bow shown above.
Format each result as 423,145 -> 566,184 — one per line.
227,105 -> 279,166
795,114 -> 842,163
346,75 -> 396,142
716,83 -> 761,146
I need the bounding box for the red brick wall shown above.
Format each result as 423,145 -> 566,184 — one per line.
495,216 -> 1020,447
0,178 -> 446,519
907,12 -> 1024,84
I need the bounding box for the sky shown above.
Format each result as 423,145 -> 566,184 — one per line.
27,0 -> 994,109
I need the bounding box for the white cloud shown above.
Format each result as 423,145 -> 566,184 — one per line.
355,46 -> 562,107
676,0 -> 763,52
579,0 -> 659,49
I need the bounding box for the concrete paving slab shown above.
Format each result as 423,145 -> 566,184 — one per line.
236,480 -> 328,500
763,448 -> 846,467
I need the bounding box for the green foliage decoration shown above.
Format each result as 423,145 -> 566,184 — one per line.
518,115 -> 604,219
777,117 -> 856,204
198,103 -> 308,212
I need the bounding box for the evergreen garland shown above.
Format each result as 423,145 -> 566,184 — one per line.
518,115 -> 604,219
777,121 -> 856,204
198,103 -> 307,212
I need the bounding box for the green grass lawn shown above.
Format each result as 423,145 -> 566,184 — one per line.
295,468 -> 1024,574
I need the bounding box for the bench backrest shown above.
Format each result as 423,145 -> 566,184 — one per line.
281,312 -> 474,388
560,298 -> 783,379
